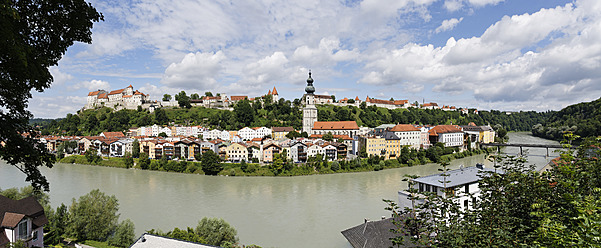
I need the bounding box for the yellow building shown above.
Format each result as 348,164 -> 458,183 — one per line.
140,140 -> 158,159
272,127 -> 294,140
382,132 -> 401,160
359,136 -> 386,157
225,143 -> 248,162
482,126 -> 495,144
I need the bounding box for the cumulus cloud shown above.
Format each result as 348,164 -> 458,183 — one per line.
435,17 -> 464,33
160,51 -> 225,90
49,67 -> 73,86
444,0 -> 504,11
361,1 -> 601,110
69,80 -> 111,91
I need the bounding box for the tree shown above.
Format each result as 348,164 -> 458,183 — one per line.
154,108 -> 168,125
201,150 -> 222,175
158,132 -> 168,138
108,219 -> 135,247
138,152 -> 150,170
123,152 -> 133,169
190,93 -> 200,100
234,100 -> 254,127
175,91 -> 191,108
205,92 -> 213,97
0,0 -> 102,191
347,99 -> 355,104
162,94 -> 172,101
331,95 -> 336,103
44,203 -> 68,245
132,139 -> 140,158
67,189 -> 119,241
195,217 -> 239,247
84,148 -> 101,164
323,132 -> 334,141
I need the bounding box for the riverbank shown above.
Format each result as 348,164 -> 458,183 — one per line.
58,148 -> 495,177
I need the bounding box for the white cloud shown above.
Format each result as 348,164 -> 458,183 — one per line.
69,80 -> 111,91
435,17 -> 464,33
160,51 -> 225,90
444,0 -> 463,12
49,67 -> 73,86
360,1 -> 601,110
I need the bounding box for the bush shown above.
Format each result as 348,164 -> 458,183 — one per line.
331,161 -> 340,171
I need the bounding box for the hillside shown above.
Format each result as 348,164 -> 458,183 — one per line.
532,97 -> 601,140
36,99 -> 549,136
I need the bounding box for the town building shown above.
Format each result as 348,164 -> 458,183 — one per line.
0,195 -> 48,247
428,125 -> 464,149
388,124 -> 421,150
85,85 -> 149,110
398,164 -> 500,212
302,72 -> 318,134
272,126 -> 294,140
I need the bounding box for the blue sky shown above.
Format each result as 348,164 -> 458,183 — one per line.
30,0 -> 601,118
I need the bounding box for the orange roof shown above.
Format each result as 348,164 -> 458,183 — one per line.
272,86 -> 278,95
366,97 -> 394,105
312,121 -> 359,130
422,102 -> 438,107
88,90 -> 101,96
428,125 -> 462,136
108,88 -> 125,95
102,132 -> 125,138
389,124 -> 420,132
251,138 -> 262,142
230,96 -> 248,101
315,95 -> 332,99
98,93 -> 108,99
268,90 -> 272,95
127,84 -> 133,88
341,97 -> 349,101
394,100 -> 409,105
133,90 -> 146,96
309,134 -> 353,140
355,96 -> 360,101
122,95 -> 132,98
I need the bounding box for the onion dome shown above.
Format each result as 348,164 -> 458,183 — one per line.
305,71 -> 315,94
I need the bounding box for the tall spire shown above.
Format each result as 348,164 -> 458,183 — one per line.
305,70 -> 315,94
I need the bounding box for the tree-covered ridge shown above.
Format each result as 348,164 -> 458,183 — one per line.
318,104 -> 547,130
37,99 -> 549,136
532,97 -> 601,140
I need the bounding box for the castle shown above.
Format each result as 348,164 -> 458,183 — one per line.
85,85 -> 150,110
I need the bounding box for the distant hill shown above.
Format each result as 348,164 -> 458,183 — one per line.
532,97 -> 601,140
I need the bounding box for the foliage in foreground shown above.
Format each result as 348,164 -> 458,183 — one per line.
387,133 -> 601,247
147,217 -> 249,247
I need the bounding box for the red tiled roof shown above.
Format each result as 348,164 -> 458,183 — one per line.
355,96 -> 360,101
98,93 -> 108,99
133,90 -> 146,96
422,102 -> 438,107
428,125 -> 462,136
88,90 -> 101,96
108,88 -> 125,95
313,121 -> 359,130
230,96 -> 248,101
366,97 -> 394,105
102,132 -> 125,138
309,134 -> 353,140
389,124 -> 420,132
272,86 -> 278,95
315,95 -> 332,99
123,95 -> 132,98
394,100 -> 409,105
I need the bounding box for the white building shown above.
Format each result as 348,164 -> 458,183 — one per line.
302,72 -> 318,134
398,164 -> 499,212
388,124 -> 421,150
0,195 -> 48,247
85,85 -> 149,110
428,125 -> 464,149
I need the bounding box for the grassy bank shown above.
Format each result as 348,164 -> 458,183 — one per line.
59,148 -> 493,177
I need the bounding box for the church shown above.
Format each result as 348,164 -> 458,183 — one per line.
302,71 -> 359,138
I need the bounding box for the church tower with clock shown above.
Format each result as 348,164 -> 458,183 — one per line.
302,71 -> 318,134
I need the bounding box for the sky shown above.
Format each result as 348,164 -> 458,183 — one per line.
29,0 -> 601,118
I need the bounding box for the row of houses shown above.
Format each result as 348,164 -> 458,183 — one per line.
358,123 -> 496,160
129,125 -> 295,142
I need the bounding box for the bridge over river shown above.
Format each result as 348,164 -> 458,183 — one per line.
482,142 -> 565,157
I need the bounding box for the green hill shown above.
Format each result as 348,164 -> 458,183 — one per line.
532,97 -> 601,140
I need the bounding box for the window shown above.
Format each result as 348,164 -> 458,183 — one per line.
18,220 -> 28,239
465,184 -> 469,193
464,199 -> 469,208
419,183 -> 424,192
32,230 -> 38,241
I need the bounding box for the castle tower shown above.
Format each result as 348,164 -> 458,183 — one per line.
302,71 -> 317,134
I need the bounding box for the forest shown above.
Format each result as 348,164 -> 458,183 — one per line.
34,97 -> 550,136
531,97 -> 601,141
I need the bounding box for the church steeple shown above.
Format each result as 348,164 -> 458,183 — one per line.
305,70 -> 315,95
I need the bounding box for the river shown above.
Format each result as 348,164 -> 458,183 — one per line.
0,132 -> 559,247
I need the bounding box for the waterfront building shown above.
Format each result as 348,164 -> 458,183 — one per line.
388,124 -> 421,150
359,136 -> 386,157
398,164 -> 499,212
428,125 -> 464,149
382,132 -> 401,160
302,72 -> 318,134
